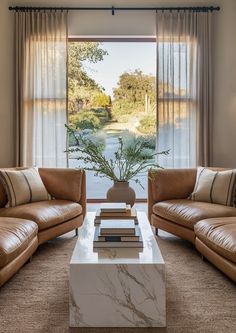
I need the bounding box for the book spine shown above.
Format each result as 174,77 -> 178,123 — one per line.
93,241 -> 143,248
99,209 -> 135,217
95,217 -> 138,224
98,236 -> 140,242
102,236 -> 121,242
100,209 -> 127,213
121,236 -> 140,241
100,230 -> 135,236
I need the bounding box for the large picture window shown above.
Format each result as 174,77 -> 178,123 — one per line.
67,37 -> 196,199
68,39 -> 157,199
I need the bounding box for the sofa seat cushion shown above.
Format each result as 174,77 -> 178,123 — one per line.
0,200 -> 82,231
195,218 -> 236,263
153,199 -> 236,230
0,217 -> 38,268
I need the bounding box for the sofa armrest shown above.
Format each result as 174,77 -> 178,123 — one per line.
148,168 -> 197,221
39,168 -> 86,217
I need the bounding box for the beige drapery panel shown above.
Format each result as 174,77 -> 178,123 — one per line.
15,11 -> 68,167
156,11 -> 212,167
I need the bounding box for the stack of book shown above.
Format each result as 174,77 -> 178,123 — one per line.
94,202 -> 138,225
93,219 -> 143,248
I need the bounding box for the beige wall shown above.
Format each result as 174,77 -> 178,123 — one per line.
211,0 -> 236,167
0,0 -> 14,167
0,0 -> 235,167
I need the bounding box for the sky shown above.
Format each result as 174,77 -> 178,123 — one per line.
82,42 -> 156,98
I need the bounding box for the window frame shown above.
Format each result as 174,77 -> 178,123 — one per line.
68,37 -> 157,201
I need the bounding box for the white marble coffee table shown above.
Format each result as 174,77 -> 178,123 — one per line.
69,211 -> 166,327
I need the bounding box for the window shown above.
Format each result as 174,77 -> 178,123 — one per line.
24,39 -> 67,167
67,39 -> 156,199
157,41 -> 197,168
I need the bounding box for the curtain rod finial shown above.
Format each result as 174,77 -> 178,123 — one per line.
210,5 -> 220,11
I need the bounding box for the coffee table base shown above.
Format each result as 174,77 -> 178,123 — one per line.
69,263 -> 165,327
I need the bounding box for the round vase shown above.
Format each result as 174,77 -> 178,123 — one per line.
106,181 -> 136,207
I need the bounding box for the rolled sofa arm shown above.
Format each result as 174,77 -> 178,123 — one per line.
39,168 -> 86,217
148,168 -> 197,221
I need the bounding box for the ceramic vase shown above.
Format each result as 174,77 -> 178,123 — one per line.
106,181 -> 136,207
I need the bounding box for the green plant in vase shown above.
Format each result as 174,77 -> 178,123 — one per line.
66,125 -> 169,206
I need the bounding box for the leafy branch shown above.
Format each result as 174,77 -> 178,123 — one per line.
66,125 -> 169,188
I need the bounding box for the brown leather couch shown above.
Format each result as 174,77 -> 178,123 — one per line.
0,218 -> 38,287
0,168 -> 86,287
148,168 -> 236,283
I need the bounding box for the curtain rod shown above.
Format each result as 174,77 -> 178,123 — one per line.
8,6 -> 220,15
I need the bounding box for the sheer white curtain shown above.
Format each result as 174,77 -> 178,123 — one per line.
15,11 -> 68,167
156,10 -> 212,168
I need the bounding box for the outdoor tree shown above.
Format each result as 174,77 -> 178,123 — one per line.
68,42 -> 109,114
111,70 -> 156,125
92,92 -> 111,108
113,69 -> 156,104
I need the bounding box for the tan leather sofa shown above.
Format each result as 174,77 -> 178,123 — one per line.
0,168 -> 86,287
0,218 -> 38,287
148,168 -> 236,283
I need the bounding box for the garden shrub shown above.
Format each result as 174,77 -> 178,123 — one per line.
138,114 -> 156,134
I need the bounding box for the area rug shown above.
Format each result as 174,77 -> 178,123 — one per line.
0,226 -> 235,333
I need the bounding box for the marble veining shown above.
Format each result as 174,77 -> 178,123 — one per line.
69,212 -> 166,327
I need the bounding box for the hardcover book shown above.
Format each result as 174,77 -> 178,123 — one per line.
99,204 -> 131,216
98,226 -> 141,242
93,227 -> 143,248
94,208 -> 138,225
100,202 -> 127,213
99,220 -> 135,235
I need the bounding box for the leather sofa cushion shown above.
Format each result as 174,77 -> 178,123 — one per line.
0,200 -> 82,231
153,199 -> 236,230
0,218 -> 38,268
149,169 -> 197,202
195,218 -> 236,263
39,168 -> 84,203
